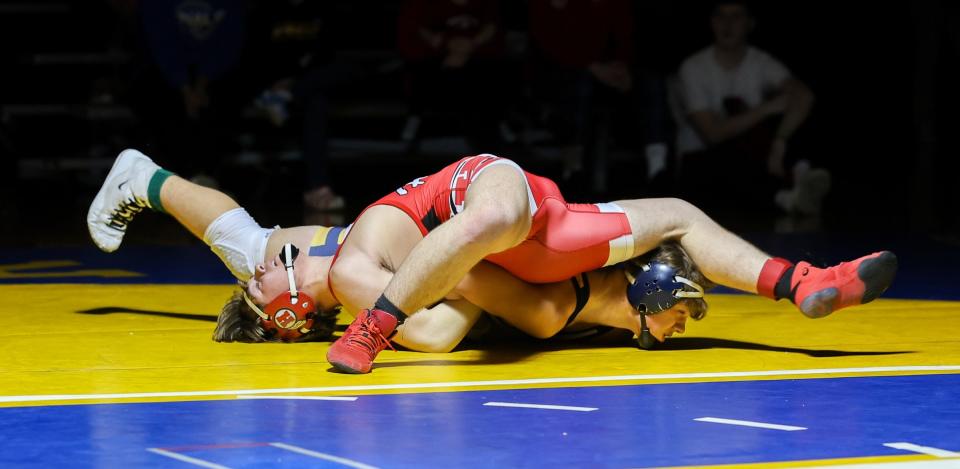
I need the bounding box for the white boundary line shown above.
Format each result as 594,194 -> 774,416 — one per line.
798,461 -> 960,468
884,442 -> 960,458
236,395 -> 358,401
270,442 -> 379,469
484,401 -> 597,412
3,365 -> 959,404
146,448 -> 231,469
694,417 -> 806,431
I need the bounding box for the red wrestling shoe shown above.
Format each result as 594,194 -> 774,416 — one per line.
326,309 -> 398,374
792,251 -> 898,318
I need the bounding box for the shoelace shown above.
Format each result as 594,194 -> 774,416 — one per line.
343,314 -> 396,355
108,197 -> 147,230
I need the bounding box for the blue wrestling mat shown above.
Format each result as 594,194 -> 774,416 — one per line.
2,374 -> 958,468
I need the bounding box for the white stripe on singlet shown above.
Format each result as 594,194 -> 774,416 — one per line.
447,157 -> 474,215
595,202 -> 634,266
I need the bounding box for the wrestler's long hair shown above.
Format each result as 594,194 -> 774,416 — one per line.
212,289 -> 339,343
626,241 -> 716,320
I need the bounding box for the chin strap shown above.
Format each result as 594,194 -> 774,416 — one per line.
281,243 -> 299,303
637,314 -> 659,350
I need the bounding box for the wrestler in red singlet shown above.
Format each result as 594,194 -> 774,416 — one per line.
366,154 -> 636,283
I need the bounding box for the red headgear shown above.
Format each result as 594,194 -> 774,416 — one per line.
242,243 -> 317,342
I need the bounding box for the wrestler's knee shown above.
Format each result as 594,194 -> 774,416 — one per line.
658,197 -> 708,222
461,165 -> 531,246
203,208 -> 273,281
618,197 -> 709,244
460,201 -> 530,248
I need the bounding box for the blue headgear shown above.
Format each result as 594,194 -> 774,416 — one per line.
625,262 -> 704,350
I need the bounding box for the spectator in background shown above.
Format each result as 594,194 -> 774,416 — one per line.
138,0 -> 248,186
527,0 -> 634,180
397,0 -> 507,148
674,0 -> 829,216
631,2 -> 691,186
248,0 -> 352,212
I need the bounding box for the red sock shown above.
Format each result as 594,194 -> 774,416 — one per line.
757,257 -> 794,300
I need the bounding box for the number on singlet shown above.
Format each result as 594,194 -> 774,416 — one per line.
395,177 -> 426,196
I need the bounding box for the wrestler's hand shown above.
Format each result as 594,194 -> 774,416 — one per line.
761,93 -> 788,116
443,37 -> 474,68
589,61 -> 632,93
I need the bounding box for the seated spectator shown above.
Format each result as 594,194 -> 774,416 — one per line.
138,0 -> 249,187
674,0 -> 829,215
247,0 -> 353,212
397,0 -> 508,148
527,0 -> 634,180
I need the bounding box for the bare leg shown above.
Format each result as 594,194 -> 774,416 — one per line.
615,197 -> 769,293
615,197 -> 899,320
88,150 -> 303,282
161,174 -> 321,281
160,175 -> 241,239
382,165 -> 532,315
326,165 -> 534,372
88,149 -> 242,253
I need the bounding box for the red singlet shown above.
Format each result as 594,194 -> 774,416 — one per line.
370,154 -> 635,283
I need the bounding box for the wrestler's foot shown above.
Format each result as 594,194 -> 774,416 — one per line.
792,251 -> 898,318
87,149 -> 160,252
326,309 -> 397,374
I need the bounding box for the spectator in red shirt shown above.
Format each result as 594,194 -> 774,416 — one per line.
397,0 -> 509,148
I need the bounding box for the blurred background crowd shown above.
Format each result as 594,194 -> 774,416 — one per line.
0,0 -> 958,245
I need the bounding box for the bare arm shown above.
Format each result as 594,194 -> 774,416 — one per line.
688,96 -> 784,146
329,246 -> 484,352
766,79 -> 815,177
690,78 -> 812,147
453,262 -> 578,339
393,300 -> 483,353
469,23 -> 497,48
330,200 -> 616,349
330,219 -> 490,352
453,262 -> 645,339
327,247 -> 393,317
774,78 -> 815,141
420,23 -> 496,52
331,235 -> 582,349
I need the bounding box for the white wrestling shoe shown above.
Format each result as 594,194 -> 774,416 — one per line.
87,149 -> 160,252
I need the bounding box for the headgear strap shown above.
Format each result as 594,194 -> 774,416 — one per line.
242,243 -> 318,341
